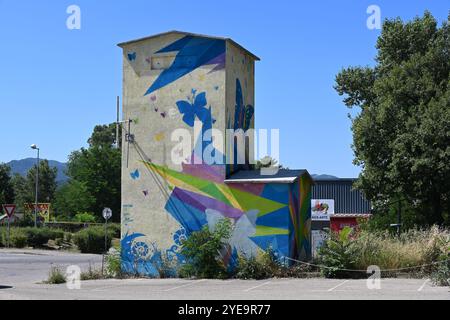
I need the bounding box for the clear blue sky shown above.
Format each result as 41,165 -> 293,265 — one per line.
0,0 -> 448,177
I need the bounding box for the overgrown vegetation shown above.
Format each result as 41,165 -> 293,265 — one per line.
45,266 -> 66,284
318,226 -> 450,280
179,219 -> 232,279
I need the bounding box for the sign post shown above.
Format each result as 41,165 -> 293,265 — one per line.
2,205 -> 17,248
102,208 -> 112,275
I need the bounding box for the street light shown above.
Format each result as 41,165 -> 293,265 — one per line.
31,144 -> 40,228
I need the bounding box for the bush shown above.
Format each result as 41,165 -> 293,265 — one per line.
235,250 -> 280,280
46,266 -> 66,284
73,212 -> 97,223
318,227 -> 360,278
74,226 -> 112,254
105,248 -> 122,278
107,223 -> 121,239
24,227 -> 65,248
180,219 -> 232,279
431,249 -> 450,287
0,227 -> 28,248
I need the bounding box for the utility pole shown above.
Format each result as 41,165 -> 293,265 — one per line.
31,144 -> 40,228
116,96 -> 120,149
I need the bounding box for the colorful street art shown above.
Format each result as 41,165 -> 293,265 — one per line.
144,36 -> 226,96
120,32 -> 312,277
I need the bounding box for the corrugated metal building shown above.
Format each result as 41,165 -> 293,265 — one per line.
312,178 -> 372,232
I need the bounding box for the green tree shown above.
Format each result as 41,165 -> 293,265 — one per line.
88,123 -> 121,148
11,174 -> 31,208
0,163 -> 14,207
66,123 -> 121,222
255,156 -> 286,170
335,12 -> 450,225
53,180 -> 95,220
26,160 -> 58,204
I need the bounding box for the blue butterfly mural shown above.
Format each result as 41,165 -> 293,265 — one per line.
130,169 -> 140,180
128,52 -> 137,61
176,91 -> 211,128
144,36 -> 226,96
234,79 -> 254,131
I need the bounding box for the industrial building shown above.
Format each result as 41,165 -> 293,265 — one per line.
312,178 -> 372,232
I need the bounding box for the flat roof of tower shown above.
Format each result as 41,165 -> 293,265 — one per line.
224,169 -> 311,184
117,30 -> 260,61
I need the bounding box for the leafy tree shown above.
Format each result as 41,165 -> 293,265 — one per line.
335,12 -> 450,226
66,123 -> 121,222
255,156 -> 286,170
0,163 -> 14,207
88,123 -> 121,148
26,160 -> 58,204
53,180 -> 95,220
11,174 -> 30,209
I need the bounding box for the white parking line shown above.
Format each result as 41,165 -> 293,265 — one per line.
244,281 -> 272,292
327,280 -> 350,292
417,279 -> 430,292
164,279 -> 207,292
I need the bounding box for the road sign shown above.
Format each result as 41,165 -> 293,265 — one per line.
2,204 -> 16,218
102,208 -> 112,221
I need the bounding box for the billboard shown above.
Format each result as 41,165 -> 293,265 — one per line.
311,199 -> 334,221
24,203 -> 51,223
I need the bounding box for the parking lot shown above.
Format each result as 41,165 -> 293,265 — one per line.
0,249 -> 448,300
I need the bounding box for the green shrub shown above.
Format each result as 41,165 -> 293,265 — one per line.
431,248 -> 450,287
73,212 -> 97,223
106,249 -> 122,278
107,223 -> 121,239
180,219 -> 232,279
46,266 -> 66,284
318,227 -> 360,279
24,227 -> 65,247
74,226 -> 112,254
0,227 -> 28,248
235,250 -> 280,280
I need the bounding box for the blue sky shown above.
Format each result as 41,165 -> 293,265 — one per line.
0,0 -> 448,177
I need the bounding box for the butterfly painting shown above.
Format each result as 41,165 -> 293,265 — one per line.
234,79 -> 254,131
127,52 -> 137,61
130,169 -> 140,180
176,91 -> 210,127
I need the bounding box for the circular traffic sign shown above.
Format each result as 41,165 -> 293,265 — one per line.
102,208 -> 112,221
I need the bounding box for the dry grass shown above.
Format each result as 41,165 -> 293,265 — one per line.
354,226 -> 449,272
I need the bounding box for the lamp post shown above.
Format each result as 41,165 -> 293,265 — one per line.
31,144 -> 40,228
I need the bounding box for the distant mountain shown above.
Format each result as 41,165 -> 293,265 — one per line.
7,158 -> 69,184
311,174 -> 340,181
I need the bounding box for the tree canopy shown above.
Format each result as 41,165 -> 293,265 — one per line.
61,123 -> 121,222
335,12 -> 450,225
0,163 -> 14,207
